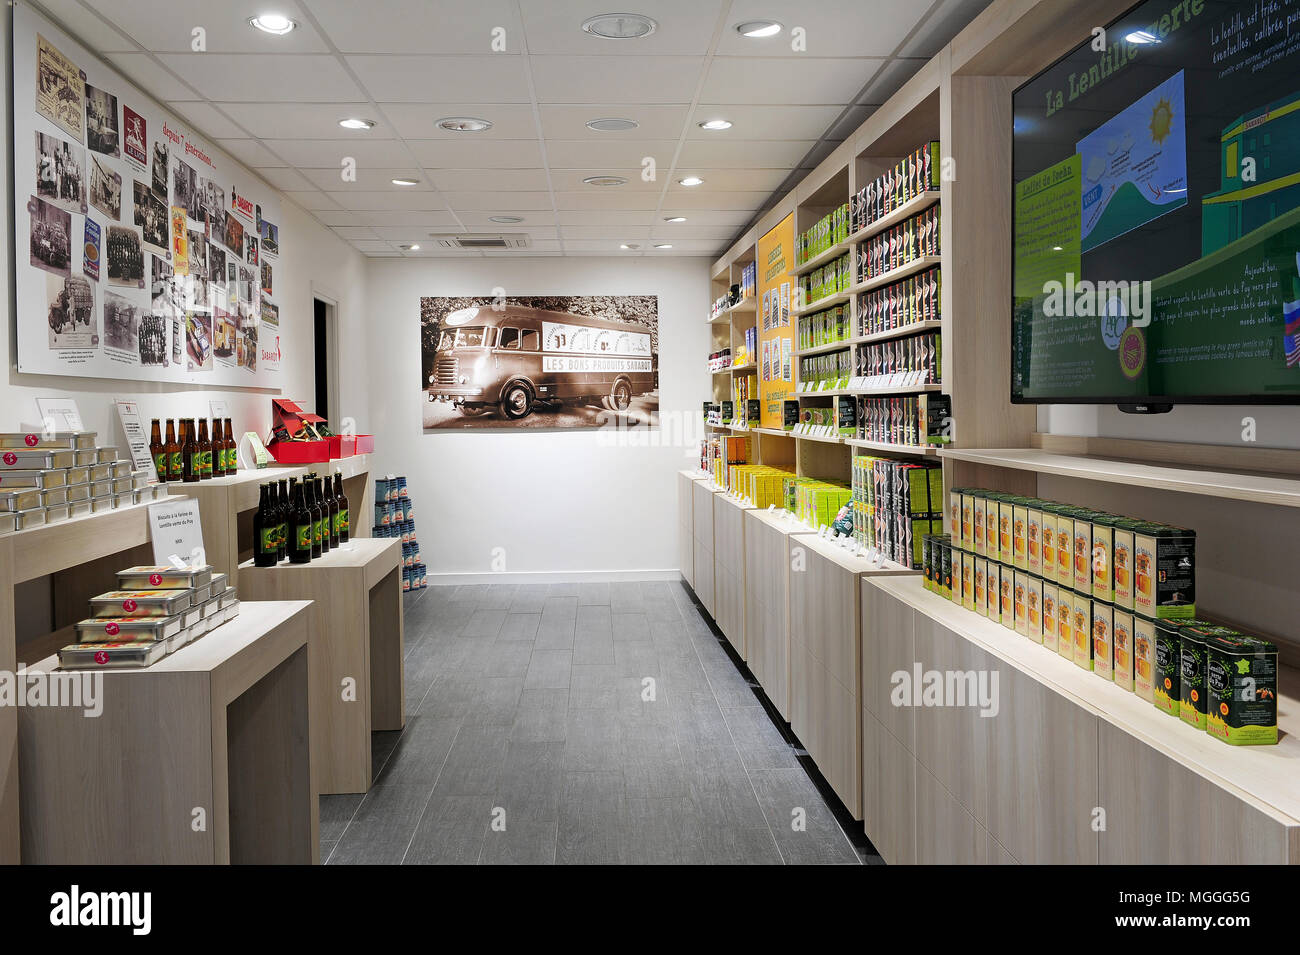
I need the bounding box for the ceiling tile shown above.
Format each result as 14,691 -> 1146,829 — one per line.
411,139 -> 544,168
555,210 -> 667,226
653,209 -> 753,226
312,210 -> 365,226
282,189 -> 344,211
350,239 -> 396,252
251,166 -> 319,192
548,170 -> 659,193
553,192 -> 659,211
439,191 -> 555,211
427,169 -> 551,192
539,105 -> 689,140
213,102 -> 398,139
298,167 -> 433,190
714,1 -> 930,58
656,190 -> 772,210
898,0 -> 996,57
700,57 -> 883,105
304,0 -> 524,54
103,52 -> 200,102
856,59 -> 930,106
687,104 -> 846,140
331,226 -> 381,240
677,139 -> 815,168
346,55 -> 531,103
530,56 -> 702,104
380,103 -> 538,140
34,0 -> 136,51
328,191 -> 452,211
545,139 -> 678,169
518,0 -> 726,55
262,139 -> 417,167
216,138 -> 289,167
667,169 -> 791,191
561,225 -> 651,240
79,0 -> 330,52
455,210 -> 557,227
153,53 -> 365,101
165,101 -> 248,140
345,210 -> 466,227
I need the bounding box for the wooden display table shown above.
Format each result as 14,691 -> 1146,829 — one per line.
690,477 -> 719,616
169,454 -> 373,588
712,491 -> 754,659
18,601 -> 317,864
238,538 -> 404,795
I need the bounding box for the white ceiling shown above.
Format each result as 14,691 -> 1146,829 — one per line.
39,0 -> 994,257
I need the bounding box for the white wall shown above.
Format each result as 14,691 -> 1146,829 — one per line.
1,10 -> 372,451
1040,404 -> 1300,449
364,256 -> 711,579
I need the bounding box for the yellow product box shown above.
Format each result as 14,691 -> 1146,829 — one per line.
1027,504 -> 1043,575
1111,520 -> 1136,611
1041,582 -> 1059,652
961,550 -> 976,610
972,493 -> 986,557
1013,570 -> 1029,637
985,561 -> 1001,623
1133,614 -> 1156,701
1071,589 -> 1093,670
1053,512 -> 1073,587
1025,574 -> 1043,643
1092,600 -> 1113,681
974,557 -> 988,617
1112,609 -> 1135,692
948,487 -> 962,539
999,564 -> 1014,631
1056,588 -> 1075,658
1091,515 -> 1114,603
998,499 -> 1015,564
959,489 -> 975,550
984,494 -> 1001,563
1071,511 -> 1094,595
1012,500 -> 1029,571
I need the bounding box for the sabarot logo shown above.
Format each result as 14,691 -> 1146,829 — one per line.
261,333 -> 282,364
0,667 -> 103,717
50,885 -> 151,936
1042,273 -> 1153,329
891,663 -> 1000,717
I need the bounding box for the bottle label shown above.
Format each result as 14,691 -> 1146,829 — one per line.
339,509 -> 349,533
296,523 -> 313,550
278,522 -> 288,549
202,450 -> 212,473
190,452 -> 202,473
332,511 -> 342,535
152,452 -> 167,478
169,451 -> 182,475
314,518 -> 323,545
259,527 -> 276,555
226,448 -> 236,472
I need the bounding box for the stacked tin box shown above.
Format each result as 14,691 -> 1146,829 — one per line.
375,476 -> 426,592
57,564 -> 239,669
920,489 -> 1276,746
0,430 -> 163,533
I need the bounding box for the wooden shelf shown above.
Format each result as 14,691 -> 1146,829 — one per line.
796,340 -> 854,358
728,297 -> 756,314
846,438 -> 940,456
793,290 -> 852,316
856,319 -> 943,345
789,431 -> 844,445
796,387 -> 853,398
730,363 -> 756,374
847,255 -> 942,296
754,428 -> 794,438
9,493 -> 188,585
871,575 -> 1300,825
845,190 -> 940,245
851,383 -> 942,396
939,448 -> 1300,509
710,365 -> 733,376
791,531 -> 915,576
792,241 -> 850,277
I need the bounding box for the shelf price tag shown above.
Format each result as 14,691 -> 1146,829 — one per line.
148,499 -> 206,568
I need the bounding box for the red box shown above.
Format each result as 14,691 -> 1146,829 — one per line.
354,434 -> 374,454
267,439 -> 331,464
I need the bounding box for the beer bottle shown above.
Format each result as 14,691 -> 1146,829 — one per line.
316,476 -> 333,553
277,478 -> 290,562
165,419 -> 181,482
265,481 -> 281,562
253,484 -> 277,567
211,418 -> 226,478
325,473 -> 340,548
197,419 -> 212,480
224,418 -> 237,474
334,472 -> 350,544
306,477 -> 322,558
149,419 -> 165,482
182,419 -> 199,483
289,482 -> 313,564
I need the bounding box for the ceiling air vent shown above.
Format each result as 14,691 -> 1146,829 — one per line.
430,233 -> 529,250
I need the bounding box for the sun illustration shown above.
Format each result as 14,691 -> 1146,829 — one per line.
1149,97 -> 1174,144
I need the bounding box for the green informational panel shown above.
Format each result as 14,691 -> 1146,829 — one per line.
1014,155 -> 1082,299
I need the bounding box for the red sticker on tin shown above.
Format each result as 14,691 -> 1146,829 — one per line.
25,434 -> 38,447
2,453 -> 15,466
104,622 -> 120,636
122,599 -> 138,612
94,651 -> 109,665
149,573 -> 163,586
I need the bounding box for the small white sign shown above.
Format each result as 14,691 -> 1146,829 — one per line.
148,499 -> 206,568
114,400 -> 156,478
209,399 -> 232,421
35,397 -> 84,433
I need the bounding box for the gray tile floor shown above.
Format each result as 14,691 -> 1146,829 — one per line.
321,580 -> 870,865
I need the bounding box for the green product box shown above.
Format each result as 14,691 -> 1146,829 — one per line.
1206,633 -> 1279,745
1178,623 -> 1236,729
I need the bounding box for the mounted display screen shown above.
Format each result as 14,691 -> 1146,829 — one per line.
1011,0 -> 1300,405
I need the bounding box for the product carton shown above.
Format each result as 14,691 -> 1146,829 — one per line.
1071,590 -> 1093,670
1092,600 -> 1114,681
1112,610 -> 1135,691
1133,523 -> 1197,620
1025,574 -> 1043,643
1055,588 -> 1074,658
1041,582 -> 1058,652
1205,633 -> 1278,745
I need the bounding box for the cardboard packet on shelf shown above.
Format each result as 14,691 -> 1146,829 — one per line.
116,565 -> 213,590
59,638 -> 169,670
89,589 -> 192,619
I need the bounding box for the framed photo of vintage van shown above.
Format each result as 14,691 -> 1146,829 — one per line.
421,295 -> 659,431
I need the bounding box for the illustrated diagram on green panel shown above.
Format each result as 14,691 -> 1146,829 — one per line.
1077,71 -> 1188,253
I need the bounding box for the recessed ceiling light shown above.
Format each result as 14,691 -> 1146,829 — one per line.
586,117 -> 640,132
620,243 -> 639,250
678,176 -> 704,187
391,177 -> 419,186
583,175 -> 628,186
489,215 -> 524,223
654,244 -> 672,249
1125,30 -> 1159,44
698,119 -> 732,130
436,117 -> 492,132
736,20 -> 782,38
581,13 -> 658,39
249,13 -> 296,35
400,244 -> 420,251
338,118 -> 375,130
663,216 -> 686,222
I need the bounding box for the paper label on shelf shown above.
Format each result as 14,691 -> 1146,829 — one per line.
209,399 -> 232,421
240,432 -> 270,469
149,499 -> 205,568
113,400 -> 155,477
35,397 -> 84,433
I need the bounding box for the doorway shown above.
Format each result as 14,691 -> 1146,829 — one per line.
313,297 -> 337,421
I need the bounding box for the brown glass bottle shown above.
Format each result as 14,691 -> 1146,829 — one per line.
165,419 -> 181,482
289,483 -> 313,564
326,473 -> 341,548
211,418 -> 226,478
149,419 -> 165,482
307,478 -> 323,558
182,419 -> 199,483
276,478 -> 290,561
334,472 -> 350,543
317,477 -> 333,553
197,419 -> 213,480
224,418 -> 236,474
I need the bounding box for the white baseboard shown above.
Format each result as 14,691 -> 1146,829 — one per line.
424,569 -> 684,585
